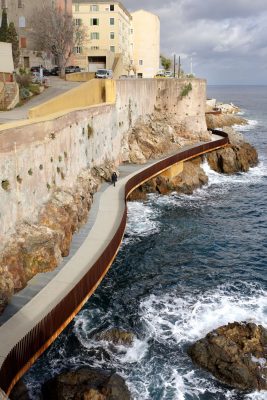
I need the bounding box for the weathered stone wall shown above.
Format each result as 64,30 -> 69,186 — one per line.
0,78 -> 208,243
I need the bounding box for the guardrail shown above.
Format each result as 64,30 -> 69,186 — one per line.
0,131 -> 229,396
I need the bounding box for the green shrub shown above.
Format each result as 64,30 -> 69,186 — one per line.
17,73 -> 32,89
180,82 -> 192,98
29,84 -> 40,95
20,87 -> 31,100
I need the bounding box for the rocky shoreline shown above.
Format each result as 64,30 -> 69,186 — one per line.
4,99 -> 262,400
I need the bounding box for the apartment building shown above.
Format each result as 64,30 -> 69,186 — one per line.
131,10 -> 160,78
73,0 -> 133,77
0,0 -> 72,68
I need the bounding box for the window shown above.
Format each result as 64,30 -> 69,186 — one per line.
74,3 -> 79,11
110,17 -> 114,25
139,60 -> 143,66
91,46 -> 99,50
19,16 -> 26,27
75,18 -> 82,26
20,37 -> 27,48
110,4 -> 114,11
74,46 -> 82,54
110,32 -> 115,39
91,32 -> 99,40
90,5 -> 99,11
90,18 -> 99,26
110,46 -> 115,52
18,0 -> 23,8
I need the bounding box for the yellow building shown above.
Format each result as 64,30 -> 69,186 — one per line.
73,0 -> 133,77
131,9 -> 160,78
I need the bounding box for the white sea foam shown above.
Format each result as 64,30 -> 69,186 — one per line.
138,283 -> 267,399
125,201 -> 161,239
234,119 -> 258,132
140,282 -> 267,345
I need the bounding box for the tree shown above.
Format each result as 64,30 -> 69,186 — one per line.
160,54 -> 172,71
30,4 -> 87,77
7,22 -> 20,68
0,8 -> 8,42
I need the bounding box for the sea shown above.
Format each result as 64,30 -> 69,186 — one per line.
24,86 -> 267,400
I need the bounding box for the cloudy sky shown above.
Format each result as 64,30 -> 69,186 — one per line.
124,0 -> 267,85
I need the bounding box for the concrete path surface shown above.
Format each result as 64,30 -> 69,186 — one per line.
0,77 -> 80,124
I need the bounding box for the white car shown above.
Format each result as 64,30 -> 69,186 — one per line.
95,69 -> 113,79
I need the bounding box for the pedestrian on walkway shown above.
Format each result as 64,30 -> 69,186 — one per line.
111,171 -> 118,187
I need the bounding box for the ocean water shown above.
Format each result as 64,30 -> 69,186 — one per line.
24,86 -> 267,400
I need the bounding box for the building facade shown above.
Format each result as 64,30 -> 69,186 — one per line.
73,0 -> 133,77
131,9 -> 160,78
0,0 -> 72,69
73,1 -> 160,78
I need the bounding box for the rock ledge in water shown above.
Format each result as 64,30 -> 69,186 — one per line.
42,368 -> 131,400
188,322 -> 267,391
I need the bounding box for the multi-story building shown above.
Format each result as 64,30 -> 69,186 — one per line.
0,0 -> 72,68
131,9 -> 160,78
73,0 -> 133,77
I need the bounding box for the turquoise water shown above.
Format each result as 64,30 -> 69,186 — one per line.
25,86 -> 267,399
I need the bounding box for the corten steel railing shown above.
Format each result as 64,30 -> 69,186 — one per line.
0,130 -> 229,395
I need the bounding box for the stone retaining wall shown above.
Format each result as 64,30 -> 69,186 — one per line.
0,78 -> 207,242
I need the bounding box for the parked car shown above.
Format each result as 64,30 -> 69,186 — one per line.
95,69 -> 113,79
50,66 -> 60,76
65,65 -> 81,74
30,66 -> 50,76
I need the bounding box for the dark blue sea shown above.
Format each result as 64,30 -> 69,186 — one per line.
25,86 -> 267,400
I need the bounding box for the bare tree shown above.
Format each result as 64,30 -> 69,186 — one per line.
30,4 -> 87,77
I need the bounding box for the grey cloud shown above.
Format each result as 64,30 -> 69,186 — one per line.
123,0 -> 267,84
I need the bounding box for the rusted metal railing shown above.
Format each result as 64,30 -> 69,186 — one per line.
0,131 -> 229,395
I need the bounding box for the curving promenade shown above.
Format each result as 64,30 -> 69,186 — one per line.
0,131 -> 228,396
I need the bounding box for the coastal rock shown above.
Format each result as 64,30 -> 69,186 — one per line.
128,157 -> 208,200
42,368 -> 131,400
92,161 -> 118,182
0,168 -> 101,315
188,322 -> 267,391
16,223 -> 62,281
94,329 -> 134,346
0,266 -> 14,314
206,113 -> 247,130
10,380 -> 30,400
127,113 -> 211,164
207,142 -> 258,174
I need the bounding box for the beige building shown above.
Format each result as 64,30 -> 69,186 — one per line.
73,0 -> 133,77
131,9 -> 160,78
0,0 -> 72,68
0,41 -> 14,78
73,1 -> 160,78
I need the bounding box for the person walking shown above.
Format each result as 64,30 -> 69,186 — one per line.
111,171 -> 118,187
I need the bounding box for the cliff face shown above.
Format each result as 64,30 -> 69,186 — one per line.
0,164 -> 116,314
123,112 -> 211,164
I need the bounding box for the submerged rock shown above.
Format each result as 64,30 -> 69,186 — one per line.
188,322 -> 267,391
42,368 -> 131,400
94,328 -> 134,346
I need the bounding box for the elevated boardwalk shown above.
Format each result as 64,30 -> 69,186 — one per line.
0,131 -> 228,396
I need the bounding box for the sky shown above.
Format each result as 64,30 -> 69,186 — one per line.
124,0 -> 267,85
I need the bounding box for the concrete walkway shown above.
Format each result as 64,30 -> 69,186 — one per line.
0,77 -> 80,124
0,134 -> 226,392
